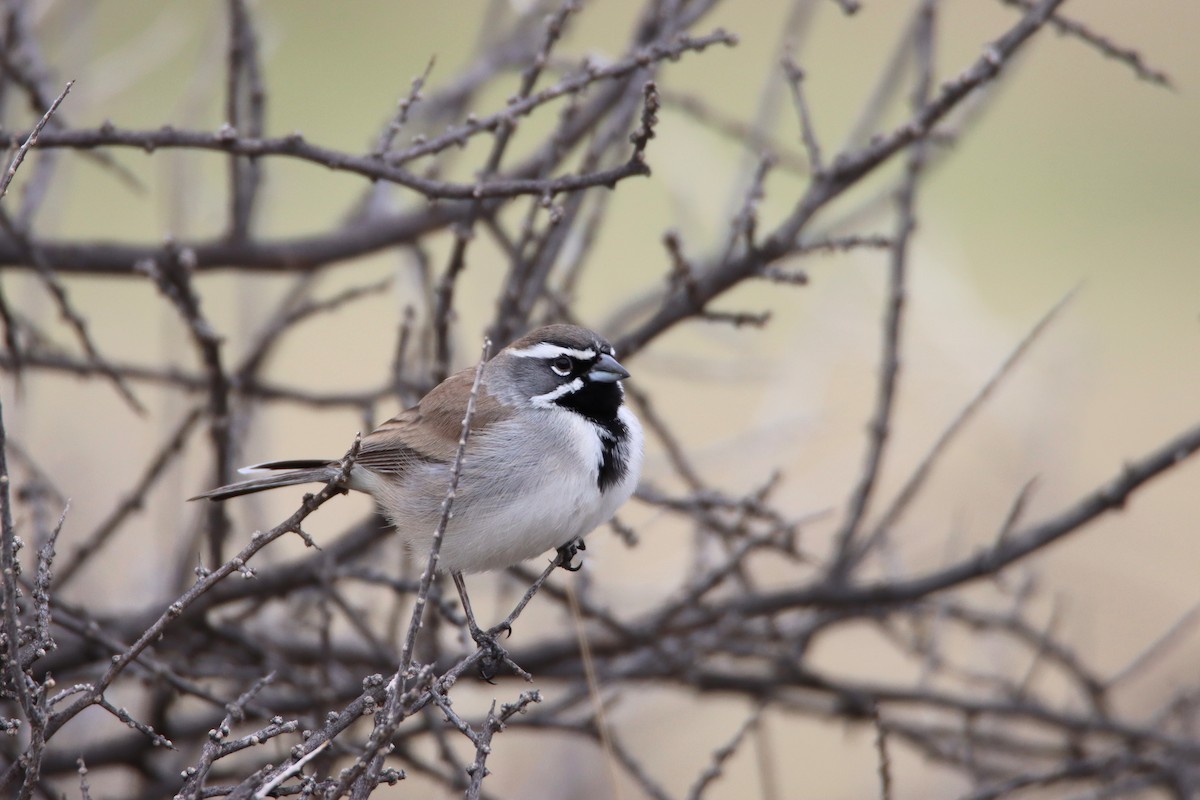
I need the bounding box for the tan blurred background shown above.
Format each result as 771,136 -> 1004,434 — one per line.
4,1 -> 1200,797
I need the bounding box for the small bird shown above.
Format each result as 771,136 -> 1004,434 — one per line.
193,324 -> 643,580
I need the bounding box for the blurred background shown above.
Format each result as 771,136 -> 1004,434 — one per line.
4,1 -> 1199,796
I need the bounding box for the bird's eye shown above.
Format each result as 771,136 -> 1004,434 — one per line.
550,355 -> 573,376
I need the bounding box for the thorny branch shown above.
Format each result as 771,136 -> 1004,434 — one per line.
0,2 -> 1193,798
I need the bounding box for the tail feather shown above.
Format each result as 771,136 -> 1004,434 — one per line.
190,462 -> 338,501
241,459 -> 332,472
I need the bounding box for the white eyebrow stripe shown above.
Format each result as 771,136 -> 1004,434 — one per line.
509,342 -> 597,361
530,377 -> 584,408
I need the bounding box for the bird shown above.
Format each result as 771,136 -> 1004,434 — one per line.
193,324 -> 643,637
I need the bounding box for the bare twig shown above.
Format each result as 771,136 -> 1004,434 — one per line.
998,0 -> 1174,88
0,80 -> 72,199
781,54 -> 823,174
829,0 -> 936,580
0,82 -> 145,414
142,246 -> 233,564
55,406 -> 204,588
864,286 -> 1077,554
617,0 -> 1071,359
12,122 -> 653,202
730,417 -> 1200,615
225,0 -> 266,240
373,57 -> 437,158
41,437 -> 360,741
685,705 -> 763,800
1109,600 -> 1200,689
873,704 -> 894,800
332,337 -> 491,798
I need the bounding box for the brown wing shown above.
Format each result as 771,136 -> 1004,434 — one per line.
354,368 -> 511,476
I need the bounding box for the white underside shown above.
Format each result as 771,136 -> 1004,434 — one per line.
352,404 -> 643,573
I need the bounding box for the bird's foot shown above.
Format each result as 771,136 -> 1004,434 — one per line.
467,621 -> 513,645
554,537 -> 587,572
468,622 -> 515,682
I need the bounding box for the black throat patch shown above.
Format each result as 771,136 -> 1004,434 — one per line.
555,381 -> 630,492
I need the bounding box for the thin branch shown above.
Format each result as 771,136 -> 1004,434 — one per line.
780,54 -> 823,175
998,0 -> 1174,88
864,286 -> 1077,551
0,80 -> 72,199
372,57 -> 437,158
41,437 -> 360,741
177,672 -> 278,800
0,82 -> 145,413
873,705 -> 894,800
685,705 -> 763,800
0,349 -> 396,410
434,0 -> 584,380
1109,600 -> 1200,689
382,27 -> 735,167
11,122 -> 652,202
333,337 -> 491,798
617,0 -> 1071,359
142,246 -> 233,564
829,0 -> 936,580
464,692 -> 542,800
399,337 -> 490,680
54,406 -> 205,588
225,0 -> 267,241
0,395 -> 38,790
730,417 -> 1200,616
658,87 -> 809,173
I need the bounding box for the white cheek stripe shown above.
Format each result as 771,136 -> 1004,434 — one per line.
530,377 -> 584,408
509,342 -> 597,361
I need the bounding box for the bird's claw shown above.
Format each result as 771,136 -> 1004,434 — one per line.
555,538 -> 587,571
468,624 -> 511,682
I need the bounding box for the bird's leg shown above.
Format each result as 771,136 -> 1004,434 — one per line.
451,570 -> 510,680
451,570 -> 487,642
554,537 -> 586,571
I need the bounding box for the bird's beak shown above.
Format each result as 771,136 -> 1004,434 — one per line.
588,353 -> 630,383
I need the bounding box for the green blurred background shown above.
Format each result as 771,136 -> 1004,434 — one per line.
5,1 -> 1200,796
